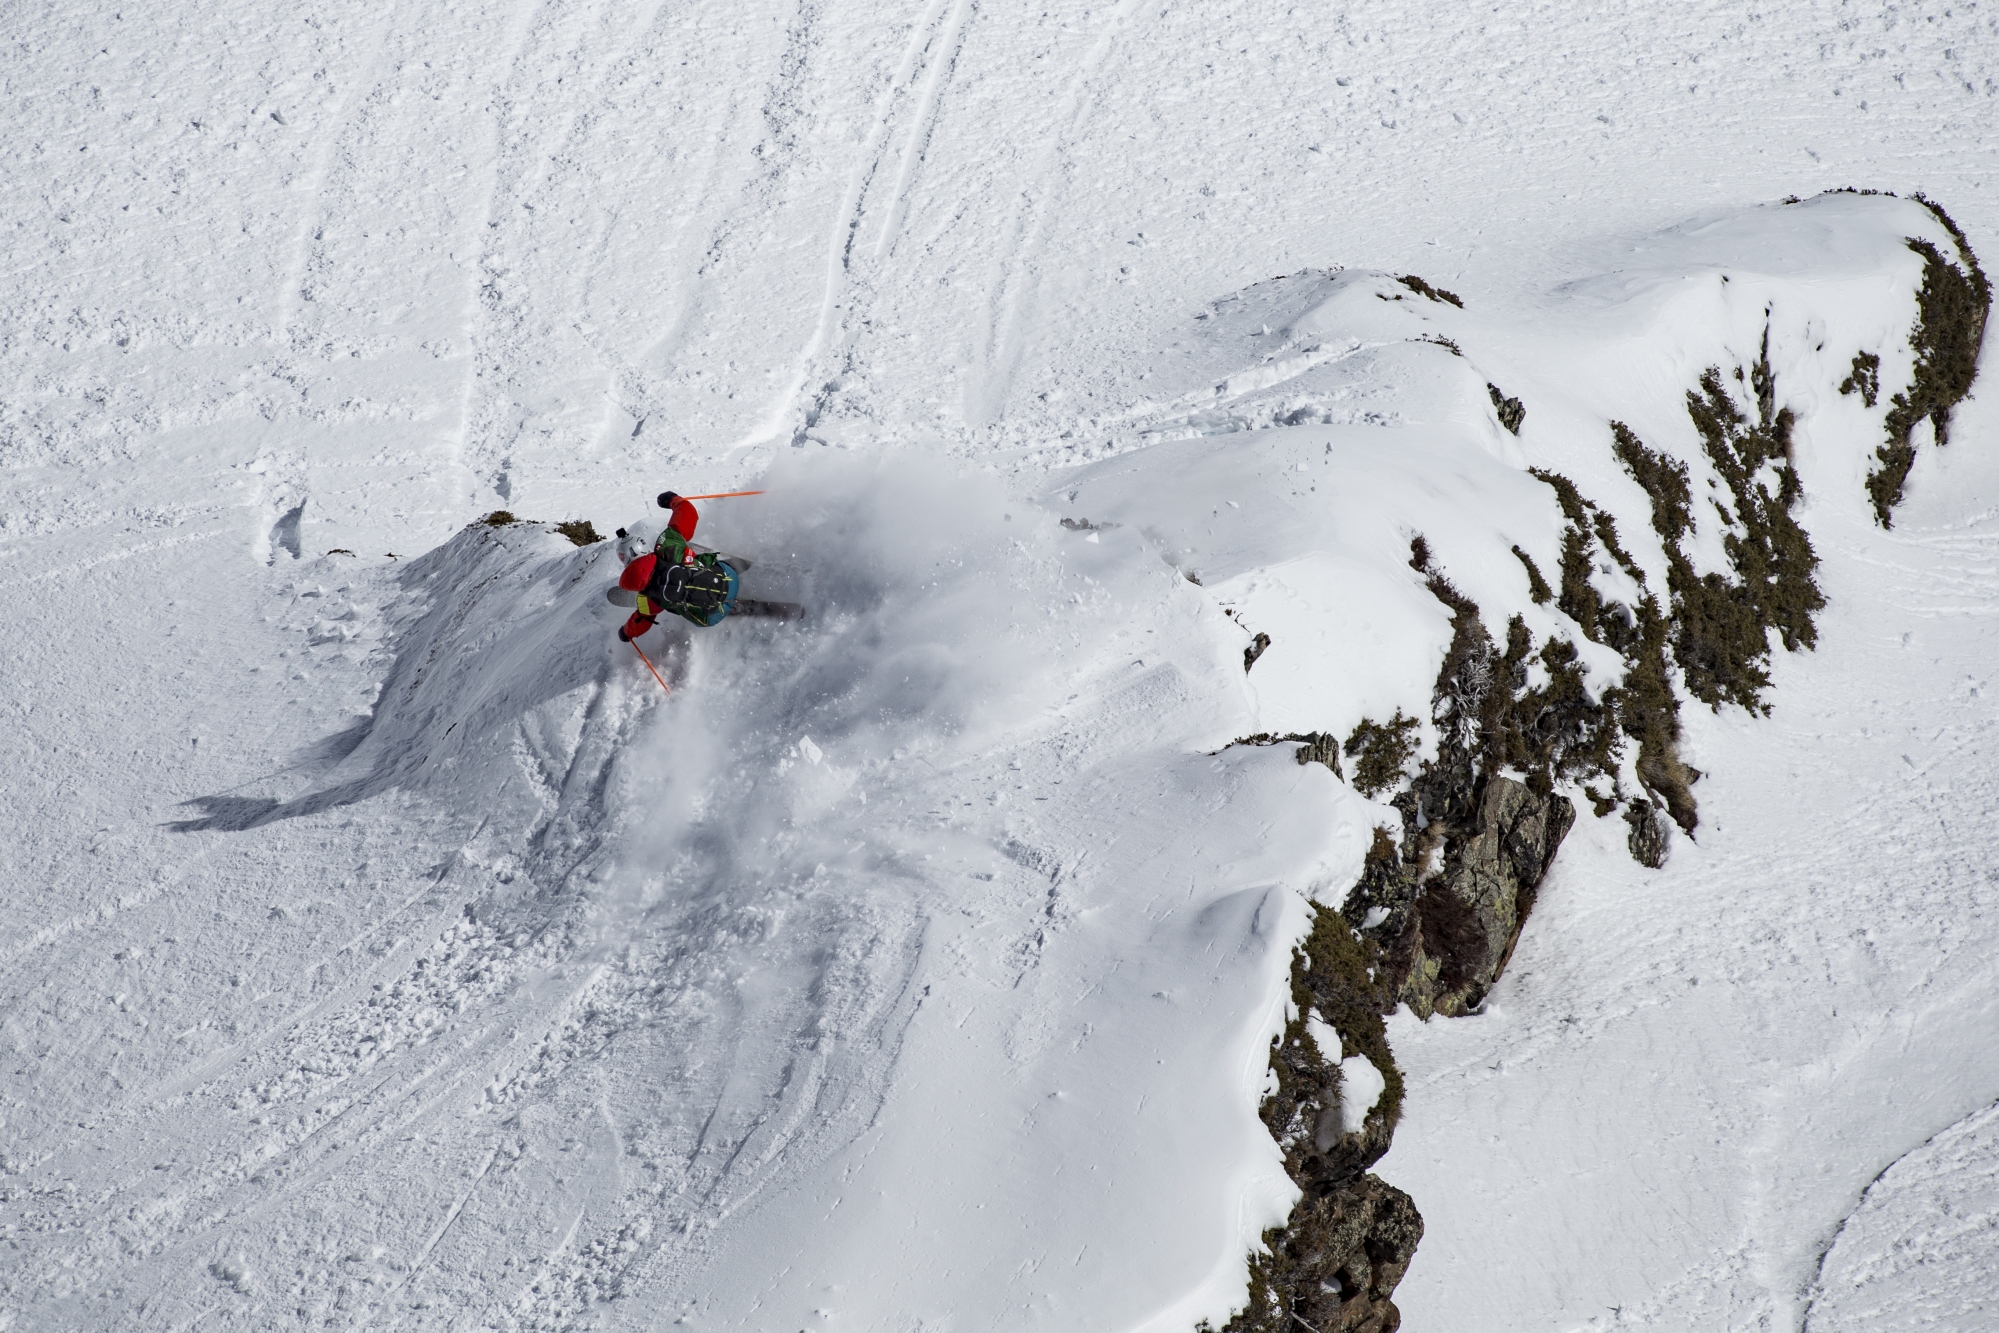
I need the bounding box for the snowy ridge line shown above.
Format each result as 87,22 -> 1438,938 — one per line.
1112,332 -> 1378,433
1047,188 -> 1990,1330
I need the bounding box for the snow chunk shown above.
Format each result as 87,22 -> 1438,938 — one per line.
1306,1012 -> 1341,1062
1305,1012 -> 1387,1136
1338,1054 -> 1388,1136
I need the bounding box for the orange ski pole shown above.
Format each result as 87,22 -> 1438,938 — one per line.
679,490 -> 765,500
632,640 -> 671,694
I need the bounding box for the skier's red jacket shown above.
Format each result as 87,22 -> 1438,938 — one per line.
618,495 -> 700,641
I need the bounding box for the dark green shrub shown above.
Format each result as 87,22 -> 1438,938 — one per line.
1555,523 -> 1601,641
1611,421 -> 1692,544
1868,234 -> 1991,525
1212,904 -> 1419,1333
1677,347 -> 1824,709
1345,711 -> 1421,798
1840,351 -> 1880,407
1398,274 -> 1463,307
1592,510 -> 1643,582
1511,545 -> 1552,604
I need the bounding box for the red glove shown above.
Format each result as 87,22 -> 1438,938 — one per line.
657,494 -> 699,542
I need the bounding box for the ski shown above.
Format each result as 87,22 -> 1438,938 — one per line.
606,585 -> 802,620
733,599 -> 805,620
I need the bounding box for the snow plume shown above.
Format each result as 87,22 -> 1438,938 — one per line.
609,455 -> 1060,939
570,453 -> 1358,1329
581,456 -> 1093,1312
650,450 -> 1071,766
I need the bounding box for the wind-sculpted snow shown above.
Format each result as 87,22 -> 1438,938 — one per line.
171,523 -> 620,835
1043,191 -> 1996,1329
1068,193 -> 1979,775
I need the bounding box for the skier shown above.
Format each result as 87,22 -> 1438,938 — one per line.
613,491 -> 798,642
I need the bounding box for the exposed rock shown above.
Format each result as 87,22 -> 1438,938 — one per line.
1220,731 -> 1343,781
1293,732 -> 1342,777
1396,273 -> 1463,308
1264,907 -> 1403,1185
1624,797 -> 1670,868
1210,1174 -> 1423,1333
1346,774 -> 1574,1019
1213,896 -> 1415,1332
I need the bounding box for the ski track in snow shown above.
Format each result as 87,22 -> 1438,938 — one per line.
4,1 -> 1999,1330
1804,1093 -> 1999,1331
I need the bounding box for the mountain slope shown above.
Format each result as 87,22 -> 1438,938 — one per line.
4,3 -> 1998,1330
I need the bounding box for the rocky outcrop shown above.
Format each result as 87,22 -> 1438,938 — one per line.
1336,539 -> 1582,1018
1345,775 -> 1574,1019
1207,909 -> 1420,1333
1214,587 -> 1582,1330
1210,190 -> 1989,1333
1623,798 -> 1669,868
1221,1175 -> 1423,1333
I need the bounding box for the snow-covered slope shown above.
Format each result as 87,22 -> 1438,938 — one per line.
4,3 -> 1998,1331
13,466 -> 1361,1328
1045,194 -> 1999,1329
1378,399 -> 1999,1330
1808,1096 -> 1999,1331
